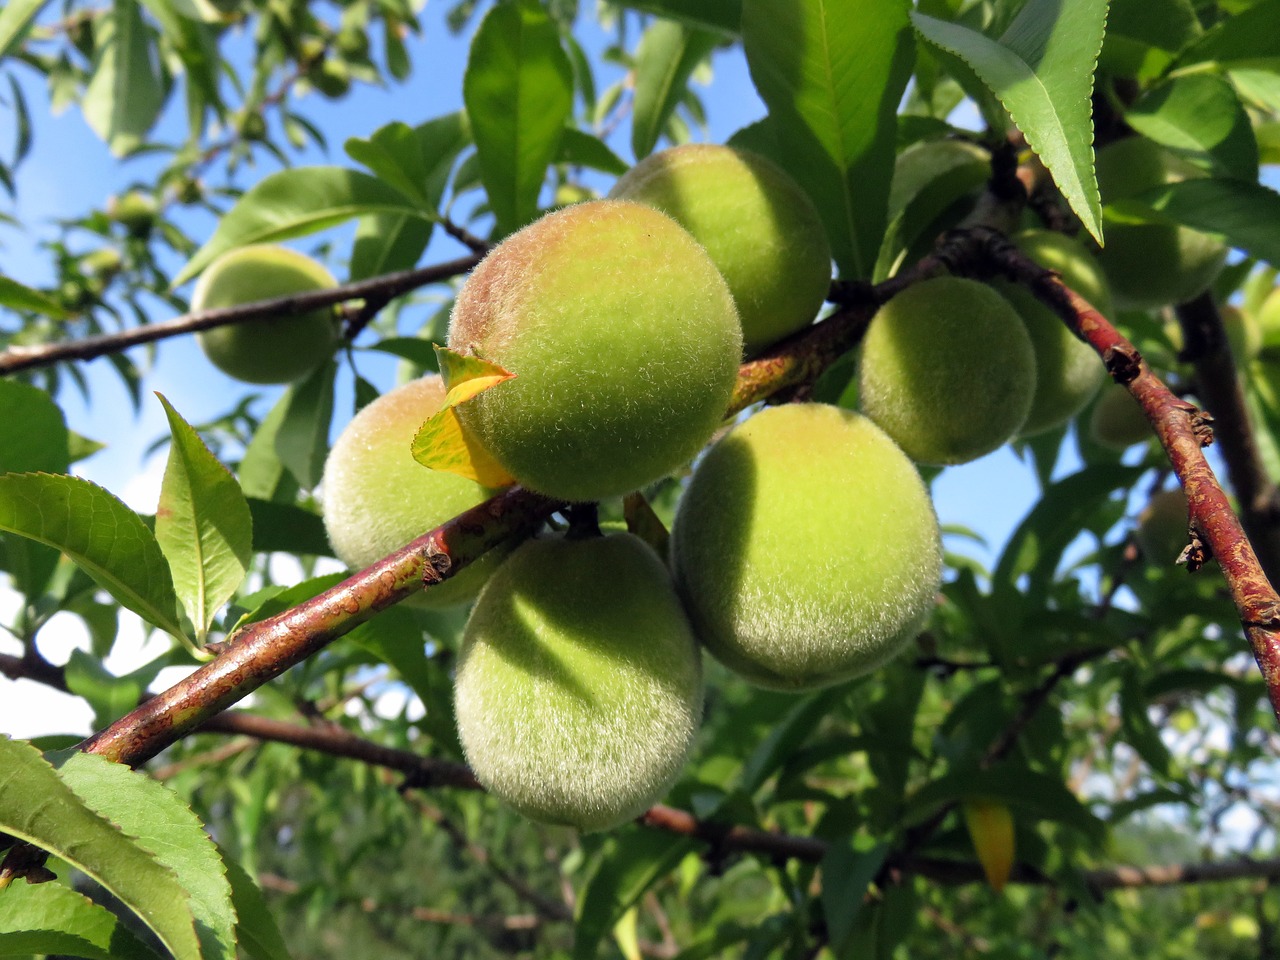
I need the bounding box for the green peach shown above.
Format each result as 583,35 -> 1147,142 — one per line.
448,199 -> 742,502
670,403 -> 941,691
321,375 -> 510,607
858,276 -> 1037,465
1088,384 -> 1151,451
454,532 -> 703,831
1136,488 -> 1191,564
193,244 -> 339,384
608,144 -> 831,356
993,230 -> 1109,436
1094,138 -> 1227,310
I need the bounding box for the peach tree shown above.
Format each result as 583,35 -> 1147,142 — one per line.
3,0 -> 1280,957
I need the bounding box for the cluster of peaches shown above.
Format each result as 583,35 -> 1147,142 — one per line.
187,135 -> 1231,830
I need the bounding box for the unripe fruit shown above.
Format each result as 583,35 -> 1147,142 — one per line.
1088,384 -> 1151,450
1136,488 -> 1190,564
608,144 -> 831,356
448,200 -> 742,502
671,404 -> 942,691
108,191 -> 157,238
992,230 -> 1109,436
858,276 -> 1037,465
455,532 -> 703,831
322,376 -> 510,607
1094,138 -> 1227,310
193,244 -> 339,384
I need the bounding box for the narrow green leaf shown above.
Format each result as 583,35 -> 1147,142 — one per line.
350,212 -> 433,281
238,392 -> 297,503
911,0 -> 1108,243
56,752 -> 237,960
993,464 -> 1142,605
0,0 -> 47,61
247,498 -> 331,556
1125,75 -> 1258,181
0,738 -> 201,960
631,20 -> 719,159
343,112 -> 471,211
81,0 -> 167,156
0,473 -> 184,638
558,128 -> 628,175
904,764 -> 1104,843
1141,177 -> 1280,268
821,837 -> 889,952
1177,0 -> 1280,68
615,0 -> 740,35
174,168 -> 425,286
64,649 -> 145,729
221,852 -> 293,960
273,359 -> 336,491
154,394 -> 252,637
0,876 -> 159,960
1101,0 -> 1200,80
1119,666 -> 1172,776
0,275 -> 67,320
742,0 -> 914,278
573,832 -> 695,960
463,0 -> 574,235
0,380 -> 70,475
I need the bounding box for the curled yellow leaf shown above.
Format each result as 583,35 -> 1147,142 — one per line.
410,345 -> 516,487
962,798 -> 1015,893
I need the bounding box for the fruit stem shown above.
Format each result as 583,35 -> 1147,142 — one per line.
564,503 -> 602,540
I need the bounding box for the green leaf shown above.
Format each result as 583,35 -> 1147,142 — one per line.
273,359 -> 336,491
1119,664 -> 1172,776
174,168 -> 425,286
155,394 -> 253,638
343,112 -> 471,211
221,852 -> 293,960
238,392 -> 297,503
558,127 -> 628,175
246,498 -> 332,556
56,752 -> 237,960
1101,0 -> 1200,80
0,473 -> 185,639
64,649 -> 146,729
0,0 -> 46,61
0,737 -> 201,960
0,875 -> 159,960
615,0 -> 740,35
463,0 -> 574,235
359,336 -> 443,371
0,275 -> 67,320
631,20 -> 719,159
0,379 -> 70,475
573,831 -> 695,960
993,464 -> 1142,606
911,0 -> 1108,243
1125,75 -> 1258,181
1140,177 -> 1280,268
1177,0 -> 1280,68
350,212 -> 433,281
742,0 -> 914,278
821,836 -> 889,953
904,764 -> 1104,843
81,0 -> 167,156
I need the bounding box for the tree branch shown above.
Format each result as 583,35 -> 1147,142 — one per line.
1174,293 -> 1280,580
958,227 -> 1280,726
0,253 -> 481,376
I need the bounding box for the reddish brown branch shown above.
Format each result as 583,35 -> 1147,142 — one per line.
0,253 -> 481,376
975,230 -> 1280,723
78,486 -> 558,767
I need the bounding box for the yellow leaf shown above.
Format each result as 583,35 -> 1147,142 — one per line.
962,798 -> 1015,893
409,345 -> 517,486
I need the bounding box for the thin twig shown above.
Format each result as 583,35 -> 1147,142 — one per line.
0,254 -> 481,375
